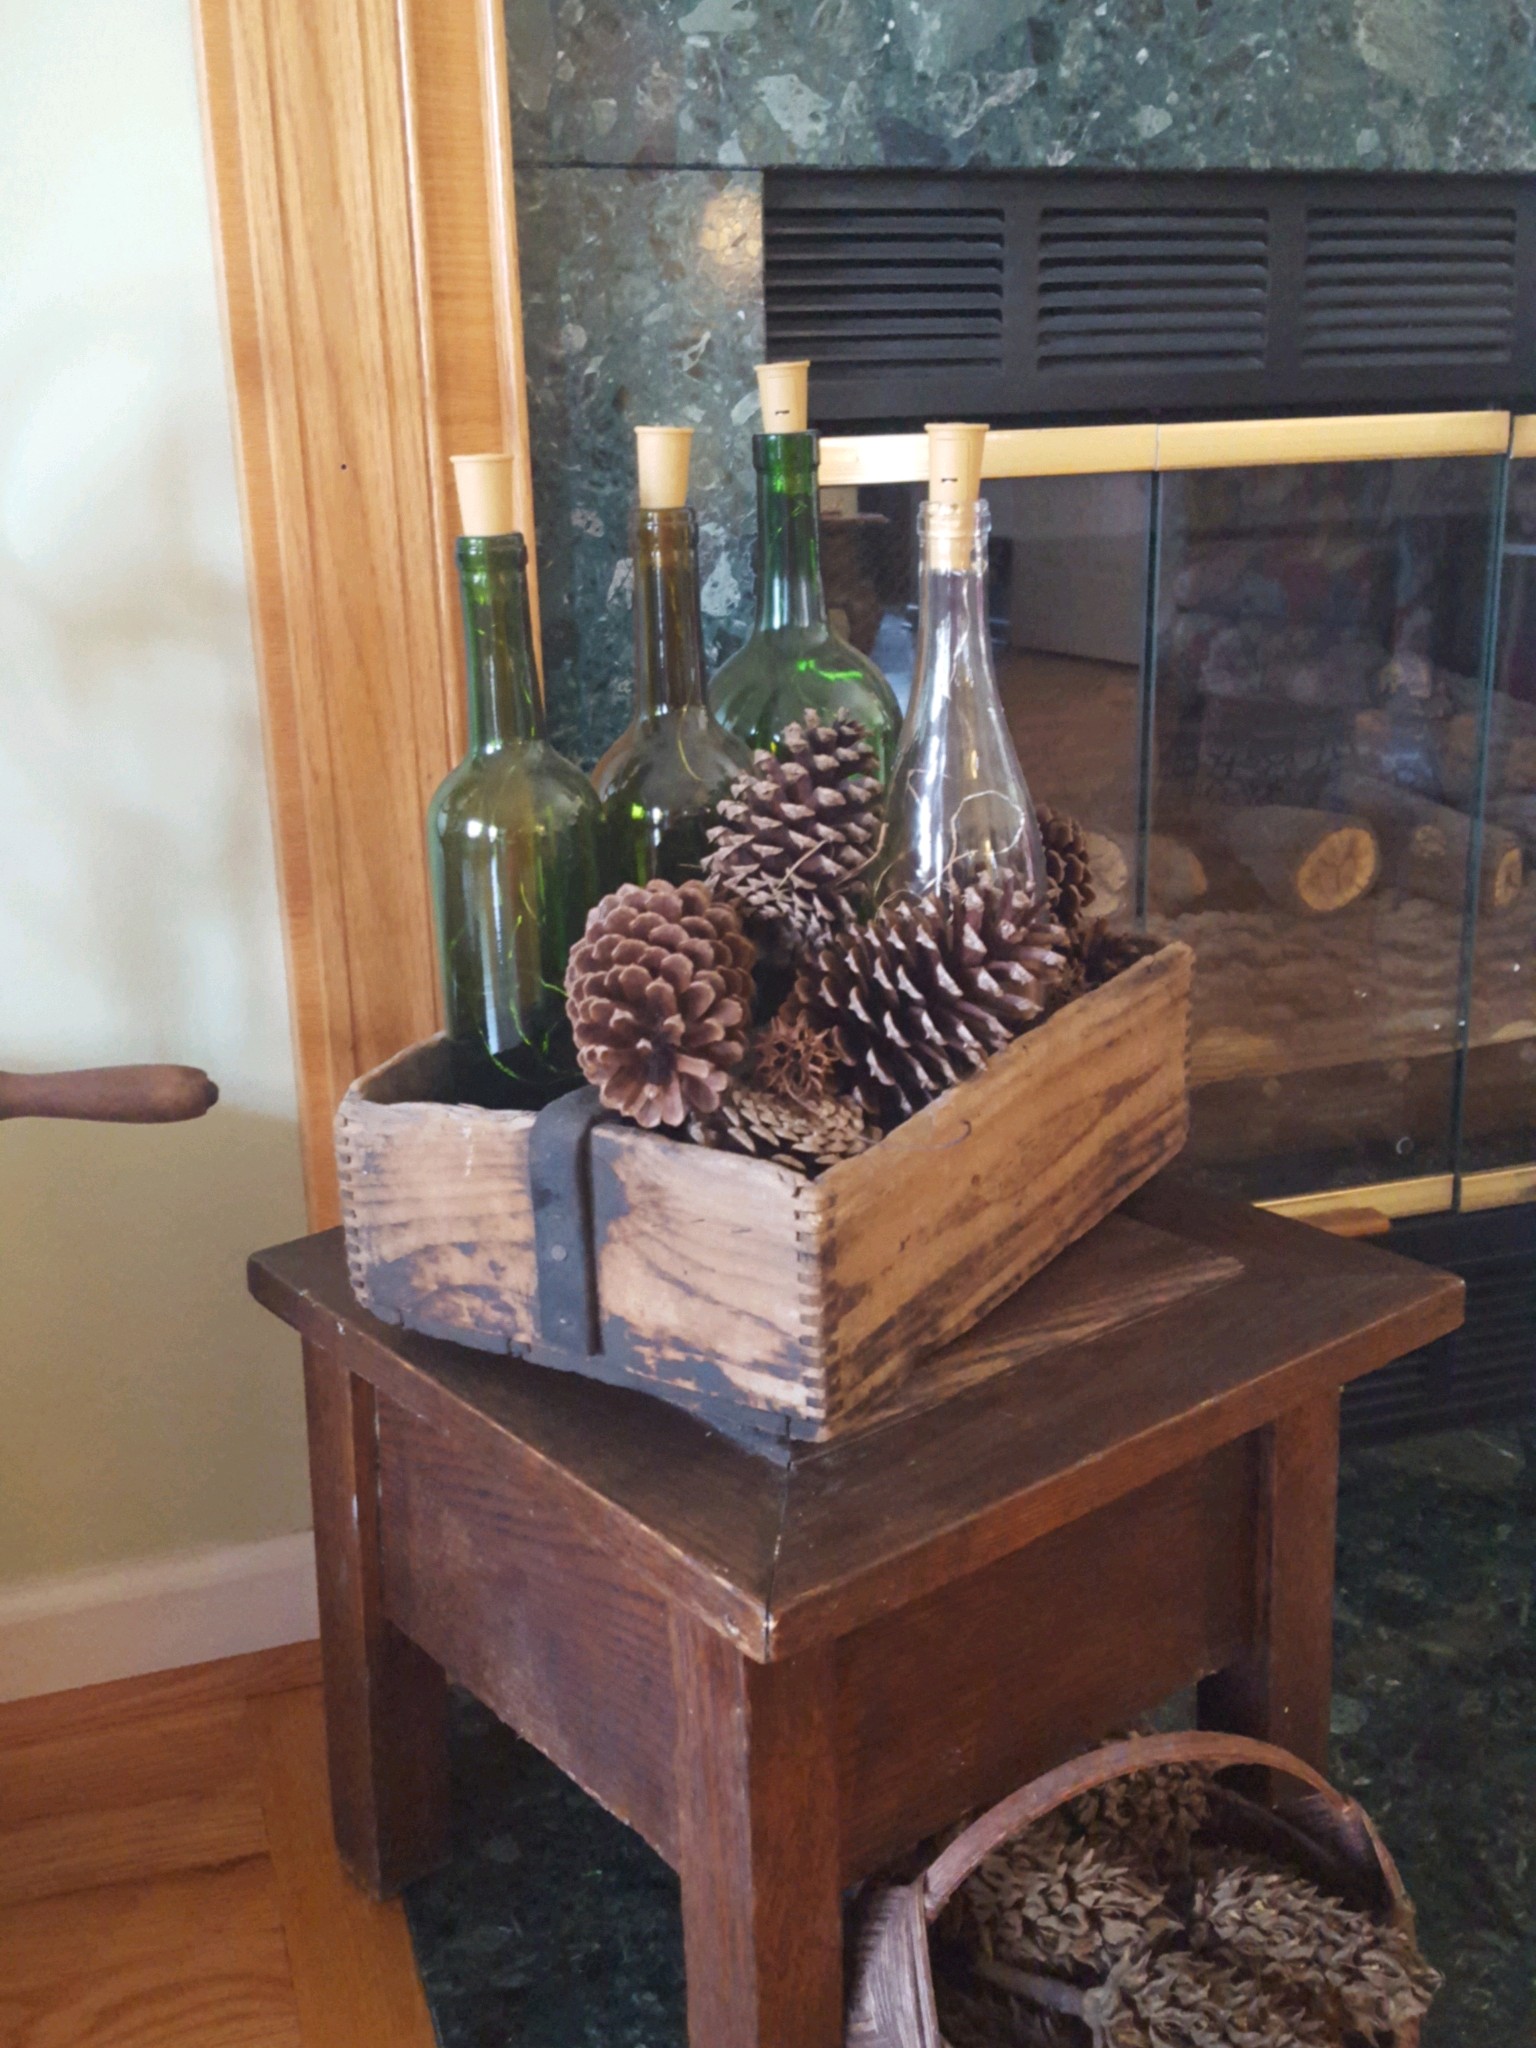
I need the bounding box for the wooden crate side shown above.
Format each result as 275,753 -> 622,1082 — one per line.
590,1126 -> 824,1424
816,945 -> 1193,1424
336,1048 -> 538,1351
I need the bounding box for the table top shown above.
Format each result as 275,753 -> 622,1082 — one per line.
251,1178 -> 1461,1662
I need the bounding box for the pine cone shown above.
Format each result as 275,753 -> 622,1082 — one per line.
566,879 -> 755,1129
797,868 -> 1069,1125
750,1005 -> 841,1109
1038,804 -> 1096,937
1081,918 -> 1161,989
689,1083 -> 876,1175
704,718 -> 883,956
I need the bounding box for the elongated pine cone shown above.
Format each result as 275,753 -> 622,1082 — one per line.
749,1006 -> 841,1108
704,718 -> 883,955
1038,803 -> 1095,937
796,867 -> 1069,1126
566,879 -> 755,1129
689,1083 -> 875,1175
1081,918 -> 1161,989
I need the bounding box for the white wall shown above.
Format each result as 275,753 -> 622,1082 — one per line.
0,0 -> 313,1614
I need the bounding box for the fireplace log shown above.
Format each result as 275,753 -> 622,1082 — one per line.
1435,710 -> 1536,805
1220,806 -> 1381,916
1349,709 -> 1442,799
1083,832 -> 1208,919
1333,773 -> 1524,914
1147,834 -> 1210,915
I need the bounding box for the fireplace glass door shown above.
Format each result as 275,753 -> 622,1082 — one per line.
822,436 -> 1528,1211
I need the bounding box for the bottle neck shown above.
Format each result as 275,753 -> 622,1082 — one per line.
633,506 -> 707,717
910,499 -> 994,716
752,432 -> 827,635
457,534 -> 546,750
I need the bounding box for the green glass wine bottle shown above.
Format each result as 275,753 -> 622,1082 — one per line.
427,454 -> 601,1108
708,361 -> 901,779
592,426 -> 749,885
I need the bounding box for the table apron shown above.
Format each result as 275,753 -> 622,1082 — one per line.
376,1400 -> 1261,1886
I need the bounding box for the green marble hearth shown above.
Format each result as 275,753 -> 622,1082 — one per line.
403,1427 -> 1536,2046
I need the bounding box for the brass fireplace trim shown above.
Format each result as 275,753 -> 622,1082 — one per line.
820,410 -> 1513,487
1263,1166 -> 1536,1228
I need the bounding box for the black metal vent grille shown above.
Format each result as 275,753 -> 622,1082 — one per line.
1303,207 -> 1519,367
765,171 -> 1536,424
763,205 -> 1004,370
1037,208 -> 1268,371
1343,1205 -> 1536,1444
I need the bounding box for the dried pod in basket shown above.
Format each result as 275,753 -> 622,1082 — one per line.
566,878 -> 755,1128
796,866 -> 1069,1126
704,716 -> 884,957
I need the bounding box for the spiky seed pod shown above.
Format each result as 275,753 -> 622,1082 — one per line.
704,718 -> 884,956
1086,1948 -> 1340,2048
1191,1863 -> 1441,2040
951,1833 -> 1180,1978
1081,918 -> 1162,990
1066,1763 -> 1214,1882
749,1005 -> 841,1109
796,868 -> 1069,1126
689,1082 -> 876,1175
1038,803 -> 1096,938
566,879 -> 755,1129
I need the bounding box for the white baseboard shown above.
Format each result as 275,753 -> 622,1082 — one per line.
0,1531 -> 319,1703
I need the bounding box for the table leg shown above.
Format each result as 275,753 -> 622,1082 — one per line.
303,1339 -> 449,1896
671,1613 -> 844,2048
1198,1388 -> 1340,1772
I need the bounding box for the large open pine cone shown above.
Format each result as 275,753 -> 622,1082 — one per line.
796,867 -> 1068,1126
566,879 -> 755,1128
1038,803 -> 1095,937
689,1083 -> 875,1175
704,718 -> 883,956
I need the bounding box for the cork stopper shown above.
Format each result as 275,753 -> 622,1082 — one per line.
926,422 -> 988,505
634,426 -> 693,510
755,360 -> 810,433
451,453 -> 517,537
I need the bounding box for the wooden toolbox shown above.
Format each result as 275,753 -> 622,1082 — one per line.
336,941 -> 1193,1450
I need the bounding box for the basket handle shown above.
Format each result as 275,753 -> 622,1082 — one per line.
922,1730 -> 1399,1921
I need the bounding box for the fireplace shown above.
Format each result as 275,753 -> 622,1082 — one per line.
788,171 -> 1536,1438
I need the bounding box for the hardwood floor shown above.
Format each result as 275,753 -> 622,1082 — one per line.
0,1643 -> 437,2048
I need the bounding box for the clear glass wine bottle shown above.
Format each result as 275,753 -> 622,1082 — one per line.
876,471 -> 1045,904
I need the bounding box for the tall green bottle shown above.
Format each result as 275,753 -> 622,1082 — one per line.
708,360 -> 901,779
592,426 -> 749,884
427,454 -> 601,1107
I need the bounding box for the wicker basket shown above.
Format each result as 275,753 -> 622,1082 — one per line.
846,1731 -> 1424,2048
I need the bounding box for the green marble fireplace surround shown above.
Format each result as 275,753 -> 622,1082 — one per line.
503,0 -> 1536,761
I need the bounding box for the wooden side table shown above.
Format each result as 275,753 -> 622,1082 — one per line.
250,1179 -> 1461,2048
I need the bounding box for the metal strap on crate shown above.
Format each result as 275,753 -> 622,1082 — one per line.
527,1084 -> 608,1362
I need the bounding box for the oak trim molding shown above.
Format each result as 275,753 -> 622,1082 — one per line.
195,0 -> 532,1221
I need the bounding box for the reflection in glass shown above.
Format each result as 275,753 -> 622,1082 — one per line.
1151,457 -> 1504,1199
1461,460 -> 1536,1177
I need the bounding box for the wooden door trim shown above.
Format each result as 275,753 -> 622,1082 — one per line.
194,0 -> 533,1221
